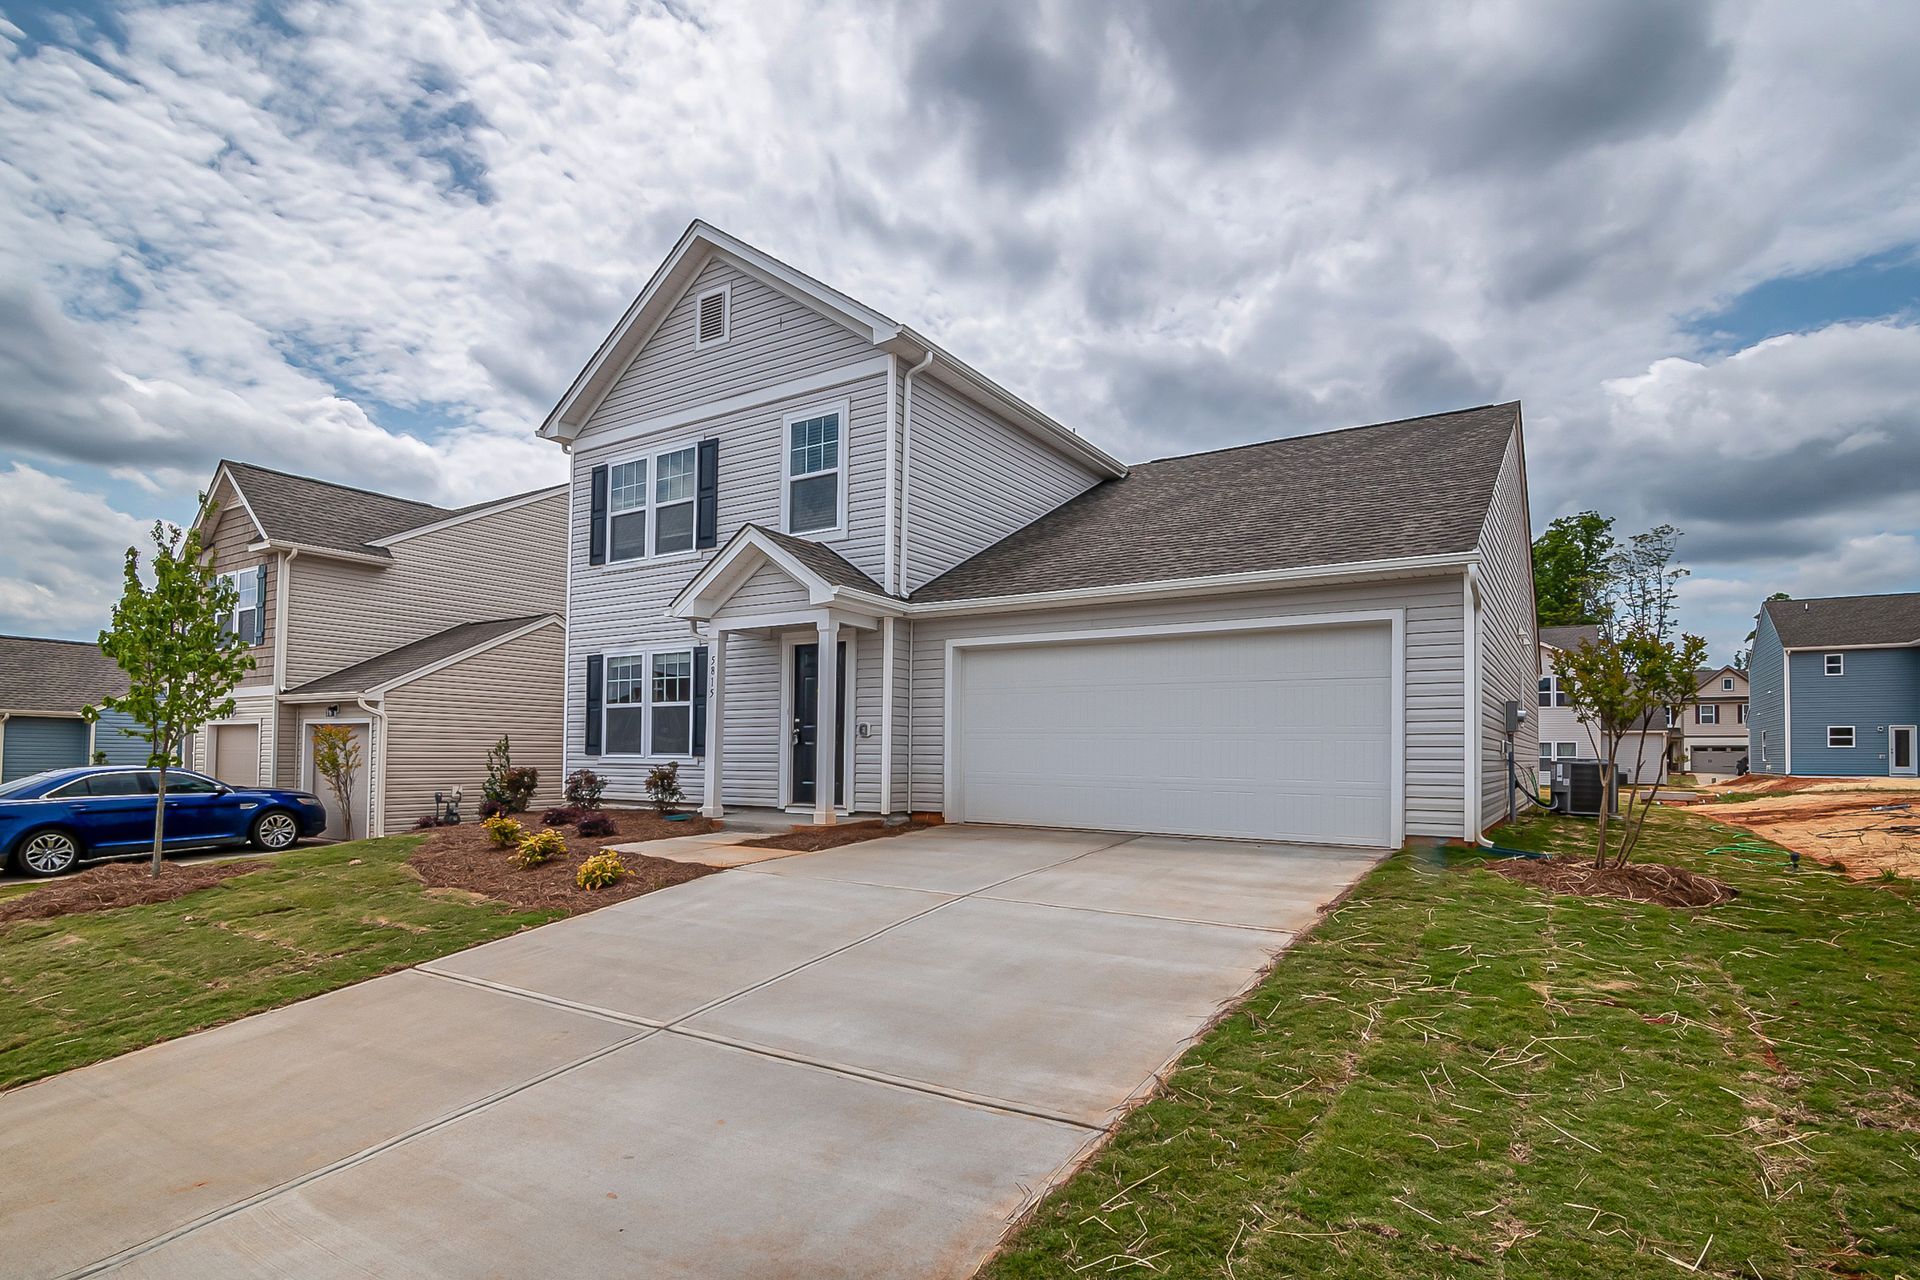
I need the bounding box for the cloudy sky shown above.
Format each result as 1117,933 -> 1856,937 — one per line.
2,0 -> 1917,661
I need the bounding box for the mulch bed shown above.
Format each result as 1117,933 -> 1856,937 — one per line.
408,808 -> 721,913
0,859 -> 264,926
740,814 -> 943,853
1483,856 -> 1738,907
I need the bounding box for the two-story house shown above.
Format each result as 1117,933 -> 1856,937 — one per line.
1680,665 -> 1749,775
1749,592 -> 1920,778
1535,624 -> 1670,784
189,463 -> 568,835
537,222 -> 1537,848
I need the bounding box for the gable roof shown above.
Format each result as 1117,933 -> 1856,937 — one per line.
209,462 -> 559,562
537,221 -> 1125,479
0,635 -> 129,712
1764,592 -> 1920,649
668,524 -> 895,623
1539,624 -> 1600,651
284,616 -> 556,698
749,526 -> 886,595
911,402 -> 1520,604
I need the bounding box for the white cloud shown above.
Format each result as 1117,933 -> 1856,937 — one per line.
0,464 -> 148,636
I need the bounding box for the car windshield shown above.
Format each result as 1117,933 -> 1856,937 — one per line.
0,771 -> 65,800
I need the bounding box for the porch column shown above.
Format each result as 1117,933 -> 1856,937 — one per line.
701,630 -> 727,819
814,617 -> 840,826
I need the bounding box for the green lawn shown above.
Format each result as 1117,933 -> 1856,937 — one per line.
986,806 -> 1918,1279
0,837 -> 557,1090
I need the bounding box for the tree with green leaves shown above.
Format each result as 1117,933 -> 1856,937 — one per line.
1531,511 -> 1616,626
310,724 -> 364,839
87,500 -> 255,877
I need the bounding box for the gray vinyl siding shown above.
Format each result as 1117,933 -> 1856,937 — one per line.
587,256 -> 876,433
0,716 -> 89,782
720,562 -> 814,616
902,376 -> 1103,595
1749,612 -> 1787,773
282,492 -> 567,688
1783,646 -> 1920,776
201,475 -> 273,674
906,573 -> 1470,838
380,625 -> 566,833
94,709 -> 150,766
1473,426 -> 1539,828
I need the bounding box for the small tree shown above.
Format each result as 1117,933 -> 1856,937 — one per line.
645,762 -> 684,815
311,724 -> 363,839
88,502 -> 253,877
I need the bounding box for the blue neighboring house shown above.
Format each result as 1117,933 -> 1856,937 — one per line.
0,636 -> 149,783
1748,593 -> 1920,778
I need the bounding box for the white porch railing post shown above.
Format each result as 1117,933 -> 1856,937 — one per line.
814,617 -> 839,826
701,630 -> 727,819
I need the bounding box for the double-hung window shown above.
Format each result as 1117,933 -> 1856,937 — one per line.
601,649 -> 697,758
784,405 -> 844,536
1698,704 -> 1719,725
1737,702 -> 1747,724
605,444 -> 700,562
1538,741 -> 1579,768
218,569 -> 260,641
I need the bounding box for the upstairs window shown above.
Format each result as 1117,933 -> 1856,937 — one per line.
694,285 -> 730,349
1537,675 -> 1570,708
1698,704 -> 1719,725
784,405 -> 845,537
1824,653 -> 1845,676
653,447 -> 697,554
218,569 -> 261,643
603,444 -> 702,562
608,460 -> 649,561
1737,702 -> 1748,724
1721,676 -> 1735,690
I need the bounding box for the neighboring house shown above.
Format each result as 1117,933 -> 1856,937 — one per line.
187,462 -> 568,835
536,221 -> 1538,848
1749,592 -> 1920,778
1534,624 -> 1669,785
1681,665 -> 1749,775
0,636 -> 149,783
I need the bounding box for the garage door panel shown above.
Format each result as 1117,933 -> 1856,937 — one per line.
955,625 -> 1395,846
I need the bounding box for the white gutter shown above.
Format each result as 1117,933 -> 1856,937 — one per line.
1783,653 -> 1792,775
896,350 -> 935,596
879,615 -> 896,817
1463,566 -> 1483,842
882,353 -> 899,595
356,695 -> 387,836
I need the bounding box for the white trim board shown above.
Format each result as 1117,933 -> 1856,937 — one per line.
940,609 -> 1408,849
777,627 -> 859,812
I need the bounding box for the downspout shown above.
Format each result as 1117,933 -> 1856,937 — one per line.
272,548 -> 297,786
896,349 -> 936,597
879,615 -> 896,817
356,695 -> 387,837
1464,567 -> 1484,845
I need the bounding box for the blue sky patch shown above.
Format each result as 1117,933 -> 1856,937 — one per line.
1686,246 -> 1920,353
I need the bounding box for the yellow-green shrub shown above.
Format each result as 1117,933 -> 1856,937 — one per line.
575,850 -> 626,889
513,828 -> 568,868
483,814 -> 525,848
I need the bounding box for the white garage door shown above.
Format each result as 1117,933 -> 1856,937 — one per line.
952,623 -> 1396,846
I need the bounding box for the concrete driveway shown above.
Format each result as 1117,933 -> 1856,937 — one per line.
3,825 -> 1381,1279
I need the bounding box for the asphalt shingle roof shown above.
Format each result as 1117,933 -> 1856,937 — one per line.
749,525 -> 887,595
284,617 -> 552,697
910,402 -> 1520,603
220,461 -> 557,559
0,636 -> 129,712
1764,592 -> 1920,649
1538,624 -> 1600,650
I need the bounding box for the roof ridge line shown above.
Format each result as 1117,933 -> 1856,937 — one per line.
1135,401 -> 1520,469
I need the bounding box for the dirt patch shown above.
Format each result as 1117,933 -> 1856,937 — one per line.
409,808 -> 721,913
1704,791 -> 1920,880
0,859 -> 264,926
1482,856 -> 1738,907
740,814 -> 943,853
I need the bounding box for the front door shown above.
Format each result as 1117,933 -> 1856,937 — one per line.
1893,725 -> 1917,777
791,641 -> 846,807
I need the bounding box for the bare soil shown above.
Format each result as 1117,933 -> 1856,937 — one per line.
1695,790 -> 1920,880
1484,855 -> 1738,907
410,808 -> 721,912
740,813 -> 945,853
0,859 -> 265,926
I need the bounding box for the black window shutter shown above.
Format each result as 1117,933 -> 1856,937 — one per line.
588,465 -> 609,566
691,644 -> 709,757
253,564 -> 268,644
584,654 -> 604,756
695,438 -> 719,549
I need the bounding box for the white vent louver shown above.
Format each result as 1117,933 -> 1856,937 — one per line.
696,288 -> 728,347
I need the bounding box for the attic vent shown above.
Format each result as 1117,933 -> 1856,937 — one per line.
695,286 -> 730,349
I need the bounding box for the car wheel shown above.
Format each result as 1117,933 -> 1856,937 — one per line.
250,810 -> 301,851
16,829 -> 81,877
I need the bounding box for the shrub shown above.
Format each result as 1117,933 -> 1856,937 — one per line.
479,798 -> 509,820
563,768 -> 606,810
575,850 -> 626,889
482,736 -> 513,809
541,806 -> 582,827
576,813 -> 616,838
411,814 -> 440,831
482,814 -> 526,849
645,762 -> 684,815
513,828 -> 568,868
502,766 -> 540,813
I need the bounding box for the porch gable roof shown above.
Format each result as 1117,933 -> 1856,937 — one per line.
668,525 -> 899,622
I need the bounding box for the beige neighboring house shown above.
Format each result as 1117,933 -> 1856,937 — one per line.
1536,624 -> 1670,785
1681,664 -> 1749,775
190,462 -> 567,836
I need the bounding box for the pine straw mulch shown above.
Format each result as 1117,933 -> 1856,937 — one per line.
408,808 -> 722,913
1484,855 -> 1739,907
0,858 -> 265,926
739,813 -> 944,853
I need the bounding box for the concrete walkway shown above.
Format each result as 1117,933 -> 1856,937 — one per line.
2,825 -> 1382,1278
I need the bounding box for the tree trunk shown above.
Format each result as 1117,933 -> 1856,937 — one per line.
151,763 -> 168,879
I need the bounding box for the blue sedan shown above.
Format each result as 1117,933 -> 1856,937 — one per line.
0,766 -> 329,877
